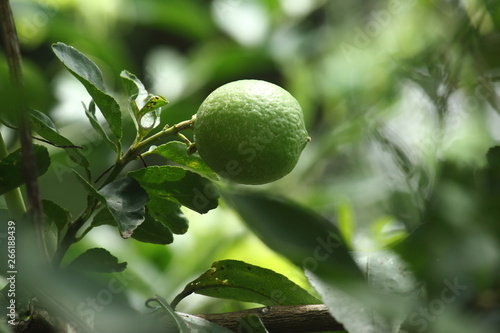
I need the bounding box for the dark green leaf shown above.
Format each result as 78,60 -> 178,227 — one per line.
74,174 -> 150,239
131,208 -> 174,245
223,191 -> 364,286
98,177 -> 149,238
0,145 -> 50,195
129,165 -> 219,214
52,42 -> 122,141
171,260 -> 321,309
146,141 -> 219,181
42,199 -> 72,231
83,101 -> 119,153
147,197 -> 189,235
30,109 -> 91,178
67,248 -> 127,273
92,178 -> 188,237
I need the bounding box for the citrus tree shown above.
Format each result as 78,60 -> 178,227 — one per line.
2,1 -> 500,333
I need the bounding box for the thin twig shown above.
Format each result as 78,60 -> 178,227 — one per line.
0,119 -> 85,149
33,136 -> 84,149
138,153 -> 147,167
0,121 -> 84,149
94,164 -> 115,183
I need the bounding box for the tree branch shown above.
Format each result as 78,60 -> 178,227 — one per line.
0,0 -> 49,261
187,304 -> 345,333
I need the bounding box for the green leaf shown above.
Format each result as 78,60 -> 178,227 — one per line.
83,101 -> 119,153
146,141 -> 219,181
147,295 -> 190,333
140,95 -> 168,114
307,250 -> 419,333
42,199 -> 72,232
130,208 -> 174,245
67,248 -> 127,273
52,42 -> 122,141
93,175 -> 190,236
223,191 -> 364,286
147,197 -> 189,235
171,260 -> 321,309
129,165 -> 219,214
73,174 -> 150,239
120,70 -> 167,134
148,294 -> 234,332
137,95 -> 167,132
30,109 -> 91,178
179,313 -> 236,333
120,70 -> 148,134
0,145 -> 50,195
135,95 -> 165,134
120,70 -> 144,98
98,177 -> 149,238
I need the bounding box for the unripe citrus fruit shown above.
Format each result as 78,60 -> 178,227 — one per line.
193,79 -> 309,185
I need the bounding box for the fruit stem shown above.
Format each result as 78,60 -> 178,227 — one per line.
135,117 -> 195,152
97,117 -> 195,189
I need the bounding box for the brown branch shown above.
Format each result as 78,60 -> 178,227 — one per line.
186,304 -> 345,333
0,0 -> 49,261
0,0 -> 22,87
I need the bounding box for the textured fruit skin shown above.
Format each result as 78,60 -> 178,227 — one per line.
194,80 -> 309,185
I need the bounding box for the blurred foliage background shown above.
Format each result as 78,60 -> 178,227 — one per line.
2,0 -> 500,328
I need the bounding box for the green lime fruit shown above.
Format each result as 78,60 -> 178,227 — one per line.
193,79 -> 309,185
